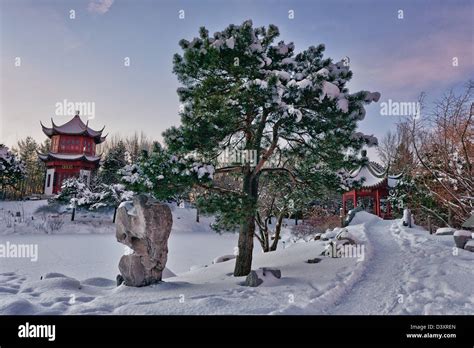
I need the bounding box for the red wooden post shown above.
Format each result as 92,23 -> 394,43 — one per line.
353,191 -> 357,208
375,189 -> 380,217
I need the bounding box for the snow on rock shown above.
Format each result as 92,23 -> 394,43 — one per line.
336,229 -> 359,244
453,229 -> 473,249
464,240 -> 474,252
453,230 -> 473,237
244,268 -> 282,287
116,195 -> 173,286
435,227 -> 455,236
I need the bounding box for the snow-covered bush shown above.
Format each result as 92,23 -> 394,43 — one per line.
0,144 -> 25,193
34,214 -> 64,234
55,177 -> 134,222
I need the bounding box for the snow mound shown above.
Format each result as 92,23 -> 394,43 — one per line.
349,211 -> 381,226
41,272 -> 69,280
0,298 -> 38,315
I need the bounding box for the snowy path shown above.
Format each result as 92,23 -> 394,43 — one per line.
326,216 -> 474,315
326,219 -> 405,314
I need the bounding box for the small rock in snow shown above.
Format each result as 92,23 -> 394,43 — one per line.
453,230 -> 472,249
435,227 -> 455,236
464,240 -> 474,252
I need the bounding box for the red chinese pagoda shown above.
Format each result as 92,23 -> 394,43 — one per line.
342,150 -> 401,219
38,113 -> 107,195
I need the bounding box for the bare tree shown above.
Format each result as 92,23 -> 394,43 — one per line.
408,81 -> 473,226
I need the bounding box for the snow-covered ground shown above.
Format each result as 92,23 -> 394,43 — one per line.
0,201 -> 473,315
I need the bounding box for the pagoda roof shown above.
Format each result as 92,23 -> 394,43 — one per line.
41,115 -> 107,144
38,152 -> 101,163
347,151 -> 401,190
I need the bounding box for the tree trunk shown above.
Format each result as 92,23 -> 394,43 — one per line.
234,173 -> 257,276
113,206 -> 117,223
270,213 -> 285,251
196,207 -> 200,223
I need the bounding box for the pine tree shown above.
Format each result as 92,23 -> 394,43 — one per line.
0,144 -> 25,196
100,140 -> 127,184
126,20 -> 381,276
14,137 -> 44,196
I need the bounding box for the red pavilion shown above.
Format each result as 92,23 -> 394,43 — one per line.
39,113 -> 106,195
342,150 -> 401,219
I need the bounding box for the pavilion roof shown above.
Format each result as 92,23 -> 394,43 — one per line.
41,115 -> 107,144
347,152 -> 401,190
37,152 -> 101,163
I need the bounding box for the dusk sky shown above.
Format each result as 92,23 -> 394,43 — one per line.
1,0 -> 472,157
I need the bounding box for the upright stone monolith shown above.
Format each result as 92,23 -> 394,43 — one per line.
116,195 -> 173,287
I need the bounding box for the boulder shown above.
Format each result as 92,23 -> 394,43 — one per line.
464,240 -> 474,252
116,274 -> 124,287
245,271 -> 263,287
336,229 -> 358,244
116,195 -> 173,287
435,227 -> 455,236
453,230 -> 473,249
261,267 -> 281,279
244,268 -> 282,287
